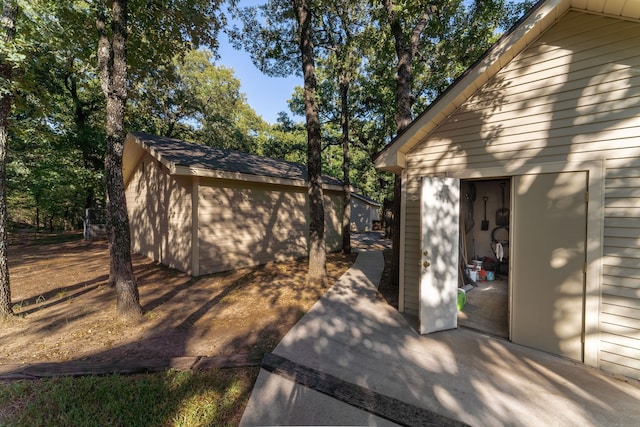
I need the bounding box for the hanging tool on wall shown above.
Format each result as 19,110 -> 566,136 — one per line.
496,182 -> 509,226
481,196 -> 489,230
465,183 -> 476,233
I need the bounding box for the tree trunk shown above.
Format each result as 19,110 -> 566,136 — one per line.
340,80 -> 351,254
294,0 -> 326,286
0,0 -> 17,317
97,0 -> 143,320
384,0 -> 433,287
35,198 -> 40,233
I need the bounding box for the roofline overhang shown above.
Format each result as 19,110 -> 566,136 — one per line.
374,0 -> 575,173
351,192 -> 383,207
171,164 -> 308,187
126,132 -> 345,192
172,164 -> 344,191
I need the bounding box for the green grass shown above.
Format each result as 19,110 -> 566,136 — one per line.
0,368 -> 259,427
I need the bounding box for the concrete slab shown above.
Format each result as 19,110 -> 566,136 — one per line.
243,368 -> 398,426
240,250 -> 640,426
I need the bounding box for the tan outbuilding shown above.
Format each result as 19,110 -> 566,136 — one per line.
375,0 -> 640,380
350,193 -> 381,232
123,132 -> 344,277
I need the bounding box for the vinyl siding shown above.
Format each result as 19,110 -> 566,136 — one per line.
198,179 -> 344,275
409,11 -> 640,172
198,179 -> 308,274
601,157 -> 640,378
125,154 -> 192,273
401,11 -> 640,380
324,190 -> 345,252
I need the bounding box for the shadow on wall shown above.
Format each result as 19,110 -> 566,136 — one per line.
197,180 -> 309,274
128,156 -> 192,273
127,151 -> 346,277
406,11 -> 640,369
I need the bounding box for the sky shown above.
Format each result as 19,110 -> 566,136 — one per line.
217,32 -> 301,125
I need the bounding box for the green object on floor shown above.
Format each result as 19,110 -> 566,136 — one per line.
457,288 -> 467,311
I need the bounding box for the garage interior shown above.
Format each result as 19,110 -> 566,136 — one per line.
458,178 -> 511,339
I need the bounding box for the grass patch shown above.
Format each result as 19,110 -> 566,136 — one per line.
0,368 -> 259,427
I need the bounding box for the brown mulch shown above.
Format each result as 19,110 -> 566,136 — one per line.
0,232 -> 396,373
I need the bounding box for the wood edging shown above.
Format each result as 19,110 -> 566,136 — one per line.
260,352 -> 469,427
0,353 -> 262,380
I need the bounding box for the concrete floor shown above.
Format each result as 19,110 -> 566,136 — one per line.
458,278 -> 509,338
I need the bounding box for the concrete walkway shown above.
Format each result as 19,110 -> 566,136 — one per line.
240,247 -> 640,426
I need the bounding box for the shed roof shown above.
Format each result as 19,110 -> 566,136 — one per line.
125,132 -> 344,190
374,0 -> 640,173
352,192 -> 382,207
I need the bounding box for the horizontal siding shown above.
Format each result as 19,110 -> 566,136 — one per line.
401,174 -> 421,317
325,191 -> 344,252
408,11 -> 640,174
198,181 -> 309,274
400,11 -> 640,379
164,175 -> 192,273
602,283 -> 640,299
126,155 -> 192,273
127,158 -> 169,262
198,180 -> 343,275
601,157 -> 640,379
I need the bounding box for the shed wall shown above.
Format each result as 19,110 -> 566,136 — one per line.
126,153 -> 192,273
601,157 -> 640,378
197,179 -> 343,275
350,198 -> 377,232
324,190 -> 345,252
401,11 -> 640,378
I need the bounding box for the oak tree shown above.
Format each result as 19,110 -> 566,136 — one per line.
0,0 -> 18,317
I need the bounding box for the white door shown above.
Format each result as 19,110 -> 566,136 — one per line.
419,177 -> 460,334
511,171 -> 587,361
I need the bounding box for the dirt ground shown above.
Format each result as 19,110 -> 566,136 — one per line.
0,232 -> 395,365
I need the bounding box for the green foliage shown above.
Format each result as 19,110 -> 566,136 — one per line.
228,0 -> 300,78
4,0 -> 235,230
254,112 -> 307,164
0,369 -> 258,426
5,2 -> 106,229
3,0 -> 534,231
129,48 -> 270,153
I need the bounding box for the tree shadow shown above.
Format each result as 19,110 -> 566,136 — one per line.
400,9 -> 640,380
241,251 -> 640,426
0,234 -> 356,425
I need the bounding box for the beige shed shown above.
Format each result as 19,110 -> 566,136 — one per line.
123,132 -> 344,277
350,193 -> 381,232
375,0 -> 640,380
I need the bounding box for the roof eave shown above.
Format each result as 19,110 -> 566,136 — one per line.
128,132 -> 346,191
172,166 -> 345,191
374,0 -> 572,172
171,164 -> 309,188
374,149 -> 406,174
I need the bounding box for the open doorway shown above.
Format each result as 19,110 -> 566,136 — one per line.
458,178 -> 510,338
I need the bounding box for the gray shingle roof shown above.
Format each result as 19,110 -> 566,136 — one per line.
129,132 -> 344,187
352,192 -> 382,207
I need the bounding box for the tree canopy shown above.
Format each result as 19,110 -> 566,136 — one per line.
0,0 -> 534,315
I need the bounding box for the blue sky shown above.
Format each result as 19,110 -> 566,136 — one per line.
217,32 -> 301,125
